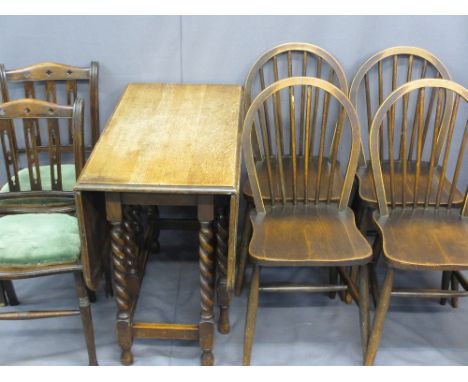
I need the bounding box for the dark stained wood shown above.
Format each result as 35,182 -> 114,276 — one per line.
0,61 -> 100,150
249,205 -> 371,266
237,43 -> 350,295
241,77 -> 372,364
0,98 -> 97,365
374,208 -> 468,270
75,83 -> 243,366
365,79 -> 468,365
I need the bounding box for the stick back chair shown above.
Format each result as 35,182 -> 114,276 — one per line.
241,77 -> 372,365
365,79 -> 468,365
236,42 -> 349,296
349,47 -> 454,213
0,97 -> 97,365
348,47 -> 457,306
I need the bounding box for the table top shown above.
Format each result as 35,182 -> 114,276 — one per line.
75,83 -> 243,194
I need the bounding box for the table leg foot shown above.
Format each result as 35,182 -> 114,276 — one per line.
121,349 -> 134,366
201,350 -> 214,366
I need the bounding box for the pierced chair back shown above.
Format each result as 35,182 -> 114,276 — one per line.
349,47 -> 453,166
242,76 -> 362,214
370,79 -> 468,216
0,62 -> 99,153
0,98 -> 85,211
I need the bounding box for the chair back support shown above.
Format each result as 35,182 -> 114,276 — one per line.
242,77 -> 362,214
370,79 -> 468,217
0,98 -> 84,198
244,43 -> 349,160
0,62 -> 99,150
349,47 -> 453,165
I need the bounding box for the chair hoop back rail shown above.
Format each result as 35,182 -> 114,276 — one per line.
0,61 -> 99,150
243,76 -> 361,214
243,43 -> 348,161
370,78 -> 468,217
349,46 -> 453,166
0,98 -> 85,212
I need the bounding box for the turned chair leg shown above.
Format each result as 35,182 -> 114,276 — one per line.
235,199 -> 253,296
365,268 -> 394,366
329,268 -> 338,299
0,282 -> 6,307
369,235 -> 382,307
74,272 -> 98,366
451,272 -> 459,308
243,264 -> 260,366
358,265 -> 370,363
440,271 -> 451,305
3,280 -> 19,306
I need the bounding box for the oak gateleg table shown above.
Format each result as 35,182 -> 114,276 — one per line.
74,83 -> 243,365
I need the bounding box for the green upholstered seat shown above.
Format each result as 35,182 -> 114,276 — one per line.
0,213 -> 81,267
0,164 -> 76,193
0,164 -> 76,207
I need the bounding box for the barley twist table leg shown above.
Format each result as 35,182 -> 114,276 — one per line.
199,220 -> 216,366
216,208 -> 230,334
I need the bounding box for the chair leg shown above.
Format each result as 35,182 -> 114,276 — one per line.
365,268 -> 394,366
440,271 -> 450,306
3,280 -> 19,306
235,199 -> 253,297
451,272 -> 459,308
344,267 -> 358,304
369,235 -> 382,307
243,264 -> 260,366
0,282 -> 6,307
329,268 -> 338,299
358,265 -> 370,363
74,272 -> 98,366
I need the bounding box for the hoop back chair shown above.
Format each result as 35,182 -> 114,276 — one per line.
0,97 -> 97,365
349,47 -> 454,208
236,42 -> 350,295
365,79 -> 468,365
241,77 -> 372,365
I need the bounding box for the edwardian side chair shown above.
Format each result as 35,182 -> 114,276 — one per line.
241,76 -> 372,365
348,47 -> 458,304
365,79 -> 468,365
235,42 -> 350,297
0,62 -> 106,302
0,97 -> 97,365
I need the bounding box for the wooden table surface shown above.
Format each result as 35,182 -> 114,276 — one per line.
77,83 -> 243,193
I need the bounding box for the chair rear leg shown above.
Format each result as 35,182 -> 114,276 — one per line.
74,272 -> 98,366
365,268 -> 394,366
243,264 -> 260,366
3,280 -> 19,306
329,268 -> 338,299
0,282 -> 6,307
235,199 -> 253,296
440,271 -> 450,305
451,272 -> 459,308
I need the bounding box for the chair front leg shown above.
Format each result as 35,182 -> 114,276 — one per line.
74,272 -> 98,366
243,264 -> 260,366
365,268 -> 394,366
358,265 -> 370,363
